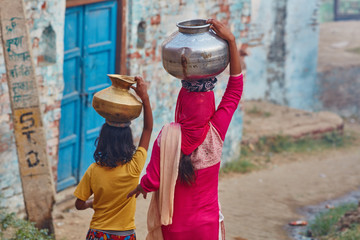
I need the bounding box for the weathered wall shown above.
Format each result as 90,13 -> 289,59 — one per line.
319,0 -> 335,22
245,0 -> 320,111
318,67 -> 360,117
0,0 -> 250,213
126,0 -> 251,164
0,0 -> 65,212
317,21 -> 360,118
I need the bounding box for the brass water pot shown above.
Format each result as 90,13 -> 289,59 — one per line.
92,74 -> 142,123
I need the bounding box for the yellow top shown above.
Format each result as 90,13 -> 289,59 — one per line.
74,147 -> 147,231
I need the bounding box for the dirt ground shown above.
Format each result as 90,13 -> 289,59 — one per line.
219,121 -> 360,240
53,108 -> 360,240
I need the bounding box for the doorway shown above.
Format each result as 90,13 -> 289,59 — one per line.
57,0 -> 118,191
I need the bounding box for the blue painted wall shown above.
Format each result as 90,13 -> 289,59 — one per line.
245,0 -> 320,111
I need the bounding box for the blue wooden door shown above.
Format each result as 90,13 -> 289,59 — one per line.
58,0 -> 118,191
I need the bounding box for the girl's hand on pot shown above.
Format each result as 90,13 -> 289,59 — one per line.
207,19 -> 235,43
131,76 -> 149,102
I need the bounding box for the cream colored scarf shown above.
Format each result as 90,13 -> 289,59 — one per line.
146,123 -> 182,240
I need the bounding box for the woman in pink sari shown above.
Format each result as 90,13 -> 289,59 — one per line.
128,19 -> 243,240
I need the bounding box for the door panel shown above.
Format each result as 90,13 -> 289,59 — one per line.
58,6 -> 83,191
58,0 -> 118,190
79,1 -> 117,177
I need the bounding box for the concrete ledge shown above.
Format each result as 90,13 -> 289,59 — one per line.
242,100 -> 344,144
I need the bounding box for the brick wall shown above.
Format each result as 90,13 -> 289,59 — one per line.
126,0 -> 250,164
0,0 -> 65,213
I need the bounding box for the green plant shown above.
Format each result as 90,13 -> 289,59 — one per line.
322,131 -> 345,147
308,203 -> 357,238
221,131 -> 356,175
246,106 -> 272,118
346,47 -> 360,55
263,112 -> 272,118
221,159 -> 256,174
256,132 -> 351,154
0,211 -> 54,240
246,106 -> 261,115
336,225 -> 360,240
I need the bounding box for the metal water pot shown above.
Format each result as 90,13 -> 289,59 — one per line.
92,74 -> 142,123
162,19 -> 229,80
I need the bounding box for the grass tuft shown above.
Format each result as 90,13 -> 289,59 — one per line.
255,132 -> 352,154
246,106 -> 272,118
221,131 -> 356,175
336,225 -> 360,240
346,47 -> 360,55
307,203 -> 358,239
221,159 -> 256,174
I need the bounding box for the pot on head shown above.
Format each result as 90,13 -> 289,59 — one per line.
162,19 -> 229,80
92,74 -> 142,123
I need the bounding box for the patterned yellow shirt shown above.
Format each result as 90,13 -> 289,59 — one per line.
74,147 -> 147,231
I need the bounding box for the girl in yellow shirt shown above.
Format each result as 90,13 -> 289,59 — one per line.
74,76 -> 153,240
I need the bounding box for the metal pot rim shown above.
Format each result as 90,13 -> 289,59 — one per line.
176,19 -> 210,30
107,74 -> 136,84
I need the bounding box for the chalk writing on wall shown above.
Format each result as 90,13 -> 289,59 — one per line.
1,16 -> 38,109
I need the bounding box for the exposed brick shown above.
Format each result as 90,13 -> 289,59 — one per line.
0,142 -> 9,152
220,4 -> 229,13
37,55 -> 45,64
128,51 -> 142,59
145,49 -> 154,57
150,14 -> 161,25
41,1 -> 47,10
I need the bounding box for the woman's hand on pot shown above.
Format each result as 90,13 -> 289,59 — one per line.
127,184 -> 147,199
131,76 -> 149,102
207,19 -> 235,43
207,19 -> 241,75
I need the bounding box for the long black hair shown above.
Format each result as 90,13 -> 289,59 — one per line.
178,153 -> 196,185
93,123 -> 136,168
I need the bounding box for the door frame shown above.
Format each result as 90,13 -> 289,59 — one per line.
66,0 -> 128,74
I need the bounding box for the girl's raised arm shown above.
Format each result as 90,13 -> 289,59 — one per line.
131,76 -> 153,150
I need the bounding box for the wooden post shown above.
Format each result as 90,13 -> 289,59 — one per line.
0,0 -> 55,233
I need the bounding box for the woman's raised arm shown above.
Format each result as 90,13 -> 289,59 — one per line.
207,19 -> 244,140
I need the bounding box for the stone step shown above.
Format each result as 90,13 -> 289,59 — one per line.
241,100 -> 344,144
